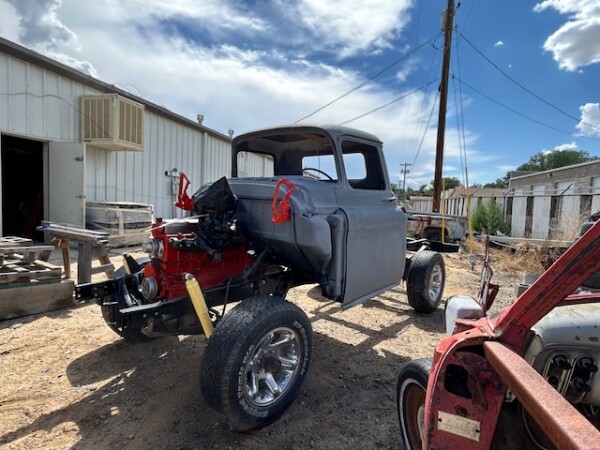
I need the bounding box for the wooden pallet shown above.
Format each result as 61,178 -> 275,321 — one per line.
0,237 -> 74,320
0,253 -> 62,286
0,236 -> 33,247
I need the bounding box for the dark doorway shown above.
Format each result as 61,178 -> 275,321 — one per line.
1,135 -> 44,239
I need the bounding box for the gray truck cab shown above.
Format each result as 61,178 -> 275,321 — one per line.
229,124 -> 407,309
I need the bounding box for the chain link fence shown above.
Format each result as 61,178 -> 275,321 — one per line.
407,192 -> 600,240
504,192 -> 600,240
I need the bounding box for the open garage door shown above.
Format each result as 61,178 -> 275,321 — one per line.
48,142 -> 85,227
1,135 -> 44,238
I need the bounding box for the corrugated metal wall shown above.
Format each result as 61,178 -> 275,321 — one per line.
0,52 -> 100,140
237,152 -> 274,177
0,50 -> 244,221
86,113 -> 232,219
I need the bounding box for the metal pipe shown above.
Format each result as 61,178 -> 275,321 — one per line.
484,341 -> 600,450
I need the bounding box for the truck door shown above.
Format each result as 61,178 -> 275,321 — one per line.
335,139 -> 406,309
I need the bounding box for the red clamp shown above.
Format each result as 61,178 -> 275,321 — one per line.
271,178 -> 295,224
175,172 -> 194,211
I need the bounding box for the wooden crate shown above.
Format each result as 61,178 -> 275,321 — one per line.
86,201 -> 153,247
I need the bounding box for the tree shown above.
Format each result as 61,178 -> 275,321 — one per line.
429,176 -> 461,191
471,200 -> 510,235
517,149 -> 598,172
483,149 -> 597,188
484,174 -> 510,189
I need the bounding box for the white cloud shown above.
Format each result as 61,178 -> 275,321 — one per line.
395,57 -> 419,83
2,0 -> 98,75
534,0 -> 600,71
576,102 -> 600,136
295,0 -> 413,58
494,40 -> 504,47
103,0 -> 268,33
0,1 -> 20,41
499,164 -> 517,172
553,141 -> 578,150
44,50 -> 98,77
6,0 -> 77,49
0,0 -> 494,186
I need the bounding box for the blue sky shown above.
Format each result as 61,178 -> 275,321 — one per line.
1,0 -> 599,188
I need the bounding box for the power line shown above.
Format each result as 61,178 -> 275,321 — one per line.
456,77 -> 600,140
453,43 -> 469,188
451,66 -> 466,187
295,33 -> 442,123
400,162 -> 412,201
411,90 -> 440,168
459,32 -> 600,133
399,0 -> 425,156
339,78 -> 438,125
402,36 -> 442,157
458,0 -> 476,35
0,91 -> 109,139
408,175 -> 428,186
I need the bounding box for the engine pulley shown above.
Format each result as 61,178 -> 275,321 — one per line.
143,238 -> 164,258
141,276 -> 159,300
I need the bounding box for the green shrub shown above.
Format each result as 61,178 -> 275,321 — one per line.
471,200 -> 510,235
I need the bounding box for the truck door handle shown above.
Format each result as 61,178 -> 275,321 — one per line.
385,196 -> 397,202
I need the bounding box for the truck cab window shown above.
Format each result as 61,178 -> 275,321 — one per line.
341,140 -> 385,190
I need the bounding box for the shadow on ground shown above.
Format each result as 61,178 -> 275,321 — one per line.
0,287 -> 445,450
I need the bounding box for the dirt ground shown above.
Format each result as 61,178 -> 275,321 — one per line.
0,247 -> 521,450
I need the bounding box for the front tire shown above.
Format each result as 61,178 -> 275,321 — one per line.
407,251 -> 445,313
200,295 -> 312,431
397,358 -> 432,450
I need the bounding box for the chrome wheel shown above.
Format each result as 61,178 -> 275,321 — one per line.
242,326 -> 302,407
407,251 -> 445,313
200,295 -> 312,431
428,264 -> 444,301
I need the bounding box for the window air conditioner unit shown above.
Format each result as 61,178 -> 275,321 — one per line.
80,94 -> 144,151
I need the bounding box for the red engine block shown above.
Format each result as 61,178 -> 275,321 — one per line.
143,220 -> 254,300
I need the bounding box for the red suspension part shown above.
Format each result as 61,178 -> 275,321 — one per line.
271,178 -> 295,224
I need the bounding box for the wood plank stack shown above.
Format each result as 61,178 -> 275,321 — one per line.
0,237 -> 74,320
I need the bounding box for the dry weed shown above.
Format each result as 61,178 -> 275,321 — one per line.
461,237 -> 558,276
494,245 -> 547,275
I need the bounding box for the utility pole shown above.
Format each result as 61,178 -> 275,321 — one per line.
400,162 -> 412,203
432,0 -> 455,213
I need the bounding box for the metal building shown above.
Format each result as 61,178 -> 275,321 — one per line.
507,160 -> 600,239
0,37 -> 242,239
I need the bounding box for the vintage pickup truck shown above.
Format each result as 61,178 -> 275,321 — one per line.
77,124 -> 446,431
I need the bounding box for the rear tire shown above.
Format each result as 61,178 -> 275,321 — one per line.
407,251 -> 445,313
397,358 -> 432,450
200,295 -> 312,431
